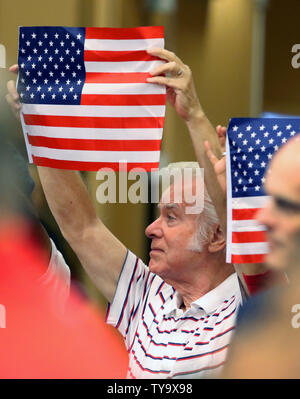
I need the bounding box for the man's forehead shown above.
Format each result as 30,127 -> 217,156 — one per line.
271,135 -> 300,170
160,184 -> 192,208
158,179 -> 204,215
266,137 -> 300,200
160,184 -> 182,202
161,178 -> 202,197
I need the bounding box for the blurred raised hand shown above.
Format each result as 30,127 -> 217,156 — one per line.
204,125 -> 227,193
6,64 -> 21,121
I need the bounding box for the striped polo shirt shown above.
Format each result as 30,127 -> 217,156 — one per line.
106,250 -> 242,379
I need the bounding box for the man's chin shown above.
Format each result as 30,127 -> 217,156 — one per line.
265,248 -> 286,270
148,259 -> 157,273
148,252 -> 164,272
148,260 -> 166,278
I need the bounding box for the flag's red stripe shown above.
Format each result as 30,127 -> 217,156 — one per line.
32,156 -> 159,172
232,231 -> 267,243
24,114 -> 165,129
81,94 -> 166,106
85,26 -> 164,40
231,254 -> 266,264
232,208 -> 260,220
84,50 -> 160,62
28,135 -> 162,151
85,72 -> 151,84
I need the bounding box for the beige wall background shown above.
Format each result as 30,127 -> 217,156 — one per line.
264,0 -> 300,115
0,0 -> 299,307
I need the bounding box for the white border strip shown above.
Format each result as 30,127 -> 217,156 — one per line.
232,219 -> 267,232
26,126 -> 163,140
31,147 -> 161,163
82,82 -> 166,95
226,133 -> 233,263
231,242 -> 269,255
20,111 -> 33,163
232,195 -> 270,209
84,38 -> 164,52
84,60 -> 164,73
22,104 -> 166,118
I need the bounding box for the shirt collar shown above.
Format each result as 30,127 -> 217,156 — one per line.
192,272 -> 242,314
163,272 -> 242,316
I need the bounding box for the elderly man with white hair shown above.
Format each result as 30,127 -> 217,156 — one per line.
114,161 -> 241,378
6,49 -> 245,378
35,161 -> 241,379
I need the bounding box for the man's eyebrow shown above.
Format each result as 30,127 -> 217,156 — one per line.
157,203 -> 180,210
274,196 -> 300,212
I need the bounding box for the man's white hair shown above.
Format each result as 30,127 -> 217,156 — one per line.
160,162 -> 220,251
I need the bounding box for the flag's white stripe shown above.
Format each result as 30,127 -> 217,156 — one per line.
85,60 -> 164,73
31,147 -> 160,163
26,126 -> 163,140
82,82 -> 166,95
232,196 -> 270,209
231,242 -> 269,255
232,219 -> 267,232
84,38 -> 164,52
22,104 -> 166,118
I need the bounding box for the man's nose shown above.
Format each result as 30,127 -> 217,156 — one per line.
145,217 -> 163,239
256,200 -> 275,230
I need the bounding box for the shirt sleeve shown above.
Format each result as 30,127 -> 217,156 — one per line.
38,239 -> 71,310
105,250 -> 154,350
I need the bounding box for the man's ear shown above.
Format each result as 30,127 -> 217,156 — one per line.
207,224 -> 226,253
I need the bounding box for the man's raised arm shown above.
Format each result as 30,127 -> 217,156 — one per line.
37,167 -> 127,303
147,48 -> 227,234
146,49 -> 275,294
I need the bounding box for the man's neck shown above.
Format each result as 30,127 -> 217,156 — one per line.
172,259 -> 235,311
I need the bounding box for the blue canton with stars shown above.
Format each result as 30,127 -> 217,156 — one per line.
228,118 -> 300,198
17,26 -> 86,105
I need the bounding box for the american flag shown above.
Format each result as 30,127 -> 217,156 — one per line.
17,26 -> 166,171
226,118 -> 300,263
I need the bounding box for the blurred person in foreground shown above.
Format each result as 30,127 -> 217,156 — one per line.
6,49 -> 249,379
222,230 -> 300,379
206,131 -> 300,377
205,134 -> 300,285
0,122 -> 71,306
0,128 -> 128,378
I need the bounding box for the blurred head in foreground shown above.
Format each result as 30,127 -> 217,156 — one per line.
256,135 -> 300,272
0,227 -> 128,378
223,135 -> 300,379
222,230 -> 300,379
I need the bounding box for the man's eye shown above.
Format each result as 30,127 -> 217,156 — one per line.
275,197 -> 300,214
